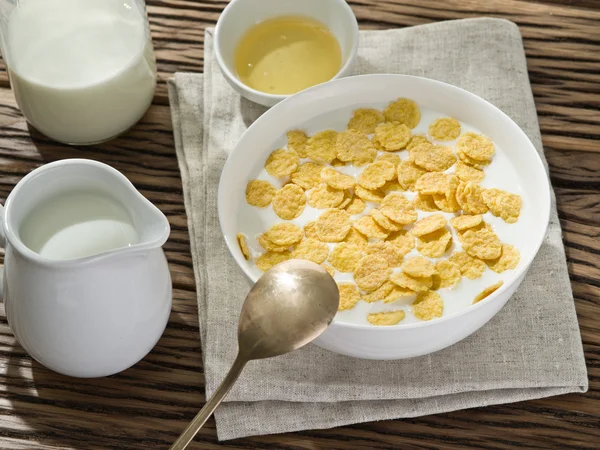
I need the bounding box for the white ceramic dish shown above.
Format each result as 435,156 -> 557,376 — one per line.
214,0 -> 359,107
218,74 -> 551,360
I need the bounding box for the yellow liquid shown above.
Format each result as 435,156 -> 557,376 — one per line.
234,16 -> 342,95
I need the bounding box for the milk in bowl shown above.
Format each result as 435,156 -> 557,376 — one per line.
1,0 -> 157,144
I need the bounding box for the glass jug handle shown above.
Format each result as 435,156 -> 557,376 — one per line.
0,203 -> 4,300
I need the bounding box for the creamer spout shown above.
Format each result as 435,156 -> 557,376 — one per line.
129,192 -> 171,251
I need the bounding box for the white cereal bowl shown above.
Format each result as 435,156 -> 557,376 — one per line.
214,0 -> 359,107
218,74 -> 551,360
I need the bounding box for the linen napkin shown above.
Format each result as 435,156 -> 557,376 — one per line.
168,18 -> 588,441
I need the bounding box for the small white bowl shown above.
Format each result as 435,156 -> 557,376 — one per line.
214,0 -> 359,107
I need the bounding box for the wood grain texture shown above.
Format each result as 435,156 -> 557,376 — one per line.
0,0 -> 598,449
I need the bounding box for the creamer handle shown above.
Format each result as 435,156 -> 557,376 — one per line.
0,203 -> 4,300
0,203 -> 5,247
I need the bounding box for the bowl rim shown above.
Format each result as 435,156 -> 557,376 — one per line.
218,73 -> 552,331
213,0 -> 360,101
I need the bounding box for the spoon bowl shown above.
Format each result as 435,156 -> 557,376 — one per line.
238,260 -> 339,359
170,259 -> 339,449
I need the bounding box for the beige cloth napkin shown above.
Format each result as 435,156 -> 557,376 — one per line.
168,18 -> 588,441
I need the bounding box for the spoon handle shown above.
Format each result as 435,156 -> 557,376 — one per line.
170,354 -> 248,450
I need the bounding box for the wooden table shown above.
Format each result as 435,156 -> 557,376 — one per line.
0,1 -> 598,448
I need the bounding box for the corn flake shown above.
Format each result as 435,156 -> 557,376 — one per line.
256,251 -> 291,272
455,181 -> 488,215
433,192 -> 461,213
457,149 -> 491,169
431,259 -> 461,290
413,291 -> 443,321
291,238 -> 329,264
265,222 -> 303,246
461,228 -> 502,260
331,158 -> 345,167
402,256 -> 436,278
305,130 -> 338,163
373,122 -> 411,151
383,98 -> 421,128
338,282 -> 361,311
347,108 -> 384,135
377,153 -> 401,167
308,183 -> 345,209
365,241 -> 405,267
321,167 -> 356,190
343,227 -> 369,249
380,193 -> 418,224
407,135 -> 431,151
344,196 -> 367,215
272,184 -> 306,219
473,281 -> 504,304
354,185 -> 386,203
372,139 -> 383,151
264,149 -> 299,178
257,234 -> 289,252
367,310 -> 406,326
245,180 -> 276,208
290,163 -> 324,190
316,209 -> 352,242
454,161 -> 485,183
413,194 -> 439,212
335,129 -> 377,166
353,215 -> 390,239
384,286 -> 417,303
482,188 -> 522,223
328,242 -> 362,272
410,214 -> 447,237
322,264 -> 336,277
448,251 -> 486,279
358,160 -> 397,190
458,221 -> 492,236
407,141 -> 432,160
337,192 -> 353,209
411,143 -> 456,172
486,244 -> 520,273
417,228 -> 452,258
354,254 -> 391,292
397,161 -> 427,191
450,214 -> 482,231
386,230 -> 415,257
362,281 -> 395,303
286,130 -> 308,158
383,179 -> 404,193
237,233 -> 251,260
415,172 -> 459,196
304,221 -> 318,239
428,117 -> 461,141
371,209 -> 403,231
390,271 -> 433,292
457,132 -> 495,161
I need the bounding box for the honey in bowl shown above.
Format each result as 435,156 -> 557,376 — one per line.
234,15 -> 342,95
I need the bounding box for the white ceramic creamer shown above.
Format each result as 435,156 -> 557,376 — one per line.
0,159 -> 172,377
1,0 -> 157,144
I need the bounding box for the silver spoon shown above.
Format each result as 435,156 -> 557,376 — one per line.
170,259 -> 339,449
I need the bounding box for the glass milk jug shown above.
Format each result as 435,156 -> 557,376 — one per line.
0,0 -> 157,145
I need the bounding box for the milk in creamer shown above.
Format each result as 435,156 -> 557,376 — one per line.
4,0 -> 157,144
20,192 -> 139,261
